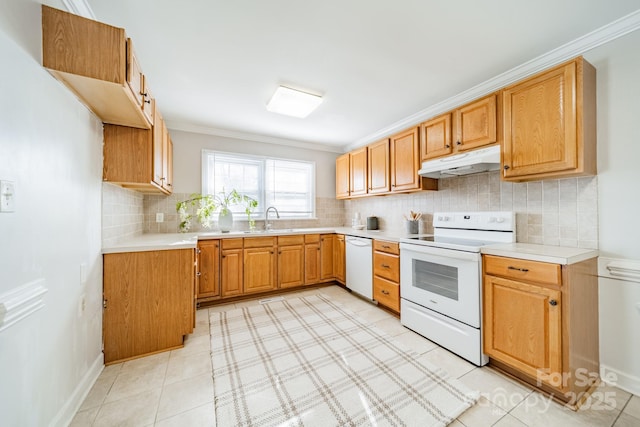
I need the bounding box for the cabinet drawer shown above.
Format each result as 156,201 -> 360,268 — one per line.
373,277 -> 400,312
484,255 -> 561,286
373,240 -> 400,255
278,235 -> 304,246
244,237 -> 277,248
305,234 -> 320,243
221,238 -> 243,250
373,251 -> 400,282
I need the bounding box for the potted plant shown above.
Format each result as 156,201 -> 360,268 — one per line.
176,189 -> 258,233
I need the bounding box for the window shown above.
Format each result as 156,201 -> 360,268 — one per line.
202,150 -> 315,219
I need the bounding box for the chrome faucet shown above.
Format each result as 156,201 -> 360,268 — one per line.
265,206 -> 280,231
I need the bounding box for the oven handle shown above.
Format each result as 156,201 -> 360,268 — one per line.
399,243 -> 480,262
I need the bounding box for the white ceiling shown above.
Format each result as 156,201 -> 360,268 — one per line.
83,0 -> 640,152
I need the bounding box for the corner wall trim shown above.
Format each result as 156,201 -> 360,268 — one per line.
0,279 -> 48,332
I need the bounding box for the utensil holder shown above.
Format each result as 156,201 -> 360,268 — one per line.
406,220 -> 419,234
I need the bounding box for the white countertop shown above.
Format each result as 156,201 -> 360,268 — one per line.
102,227 -> 426,254
481,243 -> 598,265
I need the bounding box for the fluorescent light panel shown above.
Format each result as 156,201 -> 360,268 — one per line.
266,86 -> 322,118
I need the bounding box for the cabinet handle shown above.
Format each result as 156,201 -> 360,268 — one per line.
549,300 -> 558,306
317,248 -> 320,251
503,165 -> 510,170
196,272 -> 201,276
141,92 -> 148,97
382,245 -> 390,249
381,264 -> 390,268
445,144 -> 450,149
145,99 -> 151,104
222,255 -> 226,258
381,290 -> 390,295
456,141 -> 462,146
508,266 -> 529,272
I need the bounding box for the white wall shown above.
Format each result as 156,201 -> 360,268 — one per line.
584,31 -> 640,260
0,1 -> 104,425
170,129 -> 339,198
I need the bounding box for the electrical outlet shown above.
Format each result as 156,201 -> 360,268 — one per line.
156,212 -> 164,223
0,180 -> 15,212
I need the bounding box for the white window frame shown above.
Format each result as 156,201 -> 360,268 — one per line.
201,150 -> 316,220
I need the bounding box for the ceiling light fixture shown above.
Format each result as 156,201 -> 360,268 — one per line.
266,86 -> 323,118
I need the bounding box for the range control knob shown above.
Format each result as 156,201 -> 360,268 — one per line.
496,217 -> 505,223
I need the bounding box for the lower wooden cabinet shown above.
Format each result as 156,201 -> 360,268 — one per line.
372,240 -> 400,312
244,237 -> 277,294
221,239 -> 243,297
320,234 -> 335,281
304,234 -> 321,285
278,235 -> 305,288
196,240 -> 220,300
103,249 -> 195,364
333,234 -> 346,284
483,254 -> 599,404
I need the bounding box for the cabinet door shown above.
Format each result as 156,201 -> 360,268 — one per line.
304,243 -> 321,285
333,234 -> 346,284
152,109 -> 165,187
126,39 -> 144,107
197,240 -> 220,299
390,127 -> 421,192
483,275 -> 562,386
278,244 -> 304,288
221,248 -> 243,297
103,249 -> 194,364
456,94 -> 497,152
420,114 -> 452,160
162,127 -> 173,193
373,251 -> 399,282
244,247 -> 277,293
335,153 -> 350,199
349,147 -> 368,197
502,61 -> 577,179
367,139 -> 390,194
320,235 -> 334,281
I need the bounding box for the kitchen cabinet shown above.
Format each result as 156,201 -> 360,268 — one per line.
483,254 -> 599,404
502,57 -> 596,181
304,234 -> 321,285
390,128 -> 438,193
367,139 -> 390,194
42,5 -> 152,129
372,240 -> 400,312
103,103 -> 173,194
320,234 -> 335,282
221,239 -> 243,297
103,249 -> 195,364
333,234 -> 346,284
196,240 -> 220,301
420,94 -> 498,161
336,153 -> 350,199
278,235 -> 305,288
349,147 -> 368,197
244,237 -> 278,294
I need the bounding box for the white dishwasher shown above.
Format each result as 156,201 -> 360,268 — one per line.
345,236 -> 373,300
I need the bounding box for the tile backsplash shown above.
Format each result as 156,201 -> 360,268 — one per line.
103,171 -> 598,250
143,194 -> 344,233
102,183 -> 144,247
344,171 -> 598,249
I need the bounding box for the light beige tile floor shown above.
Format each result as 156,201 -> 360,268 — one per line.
71,284 -> 640,426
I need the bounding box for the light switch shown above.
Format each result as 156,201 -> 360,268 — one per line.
0,180 -> 15,212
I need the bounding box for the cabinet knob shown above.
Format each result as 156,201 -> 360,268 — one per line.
381,289 -> 390,295
145,99 -> 151,104
196,272 -> 201,276
456,141 -> 462,146
549,300 -> 558,306
503,165 -> 510,170
445,144 -> 450,149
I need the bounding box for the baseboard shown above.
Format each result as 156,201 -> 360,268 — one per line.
49,353 -> 104,427
601,364 -> 640,397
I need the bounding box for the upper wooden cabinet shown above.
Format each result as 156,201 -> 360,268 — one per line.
103,105 -> 173,194
335,153 -> 350,199
367,139 -> 390,194
391,128 -> 438,193
42,5 -> 152,129
502,57 -> 596,181
420,94 -> 498,161
420,114 -> 452,160
349,147 -> 368,197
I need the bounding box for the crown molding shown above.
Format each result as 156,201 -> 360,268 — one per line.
165,121 -> 345,154
345,8 -> 640,152
61,0 -> 96,19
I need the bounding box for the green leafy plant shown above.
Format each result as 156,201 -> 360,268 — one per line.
176,189 -> 258,232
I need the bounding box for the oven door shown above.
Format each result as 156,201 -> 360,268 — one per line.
400,243 -> 481,328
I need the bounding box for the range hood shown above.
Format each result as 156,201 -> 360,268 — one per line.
418,144 -> 501,179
